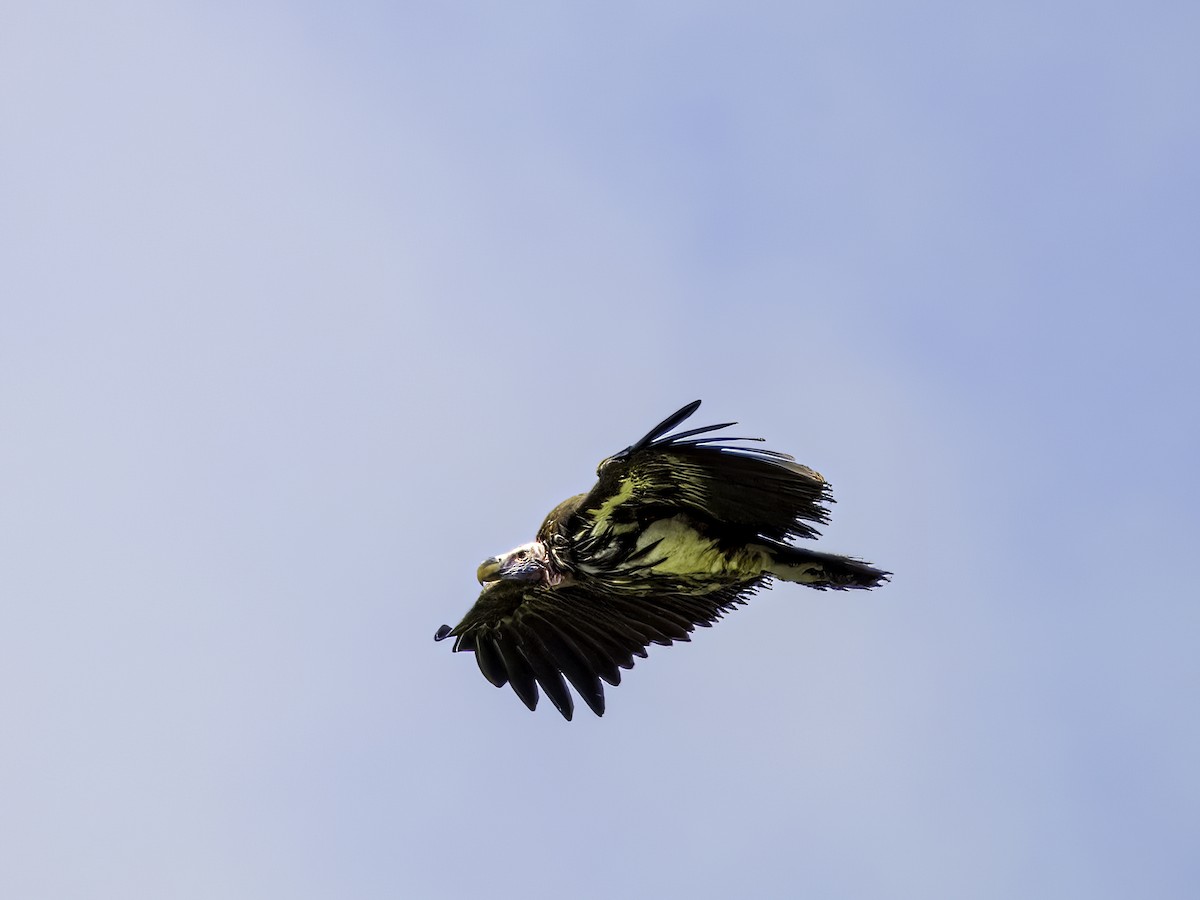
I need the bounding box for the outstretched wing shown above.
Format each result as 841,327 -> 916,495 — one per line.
558,400 -> 832,549
434,578 -> 754,720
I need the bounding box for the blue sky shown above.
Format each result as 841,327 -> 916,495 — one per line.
3,2 -> 1197,898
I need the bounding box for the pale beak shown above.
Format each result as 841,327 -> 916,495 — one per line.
477,556 -> 503,584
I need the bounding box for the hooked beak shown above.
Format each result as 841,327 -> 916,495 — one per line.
477,542 -> 549,584
477,556 -> 503,584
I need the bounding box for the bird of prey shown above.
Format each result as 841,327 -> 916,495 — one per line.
435,400 -> 888,720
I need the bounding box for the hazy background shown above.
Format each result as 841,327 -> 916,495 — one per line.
3,2 -> 1197,898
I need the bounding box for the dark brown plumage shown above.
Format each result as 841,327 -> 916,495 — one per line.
436,578 -> 753,720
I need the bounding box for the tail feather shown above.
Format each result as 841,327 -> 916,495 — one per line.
763,544 -> 890,590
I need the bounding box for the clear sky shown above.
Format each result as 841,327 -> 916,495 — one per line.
3,2 -> 1197,898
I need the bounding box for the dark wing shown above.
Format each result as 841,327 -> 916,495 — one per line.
434,578 -> 754,720
555,400 -> 832,548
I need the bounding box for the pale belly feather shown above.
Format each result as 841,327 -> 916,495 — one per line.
635,515 -> 766,577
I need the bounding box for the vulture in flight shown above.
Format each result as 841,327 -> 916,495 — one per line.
435,400 -> 889,720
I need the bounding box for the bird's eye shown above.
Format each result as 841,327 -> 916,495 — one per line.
517,550 -> 529,560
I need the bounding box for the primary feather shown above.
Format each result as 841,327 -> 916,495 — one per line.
435,578 -> 753,720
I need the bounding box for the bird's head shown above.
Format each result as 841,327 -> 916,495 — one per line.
477,541 -> 550,584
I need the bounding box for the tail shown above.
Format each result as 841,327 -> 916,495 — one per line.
762,544 -> 890,590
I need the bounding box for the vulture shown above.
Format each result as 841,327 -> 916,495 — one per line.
435,400 -> 889,720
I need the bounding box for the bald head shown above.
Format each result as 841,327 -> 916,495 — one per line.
476,540 -> 550,585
